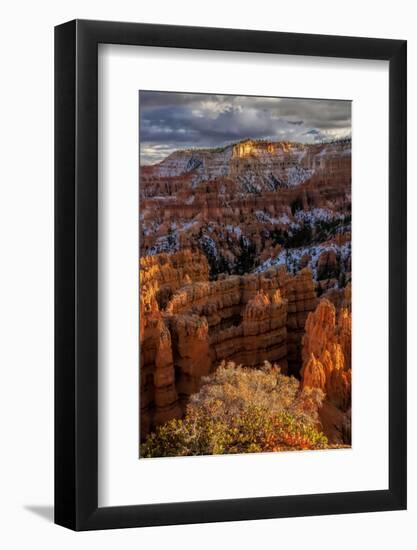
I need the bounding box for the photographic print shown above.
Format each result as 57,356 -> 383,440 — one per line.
139,91 -> 352,458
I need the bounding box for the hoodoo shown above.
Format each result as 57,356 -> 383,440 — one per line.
139,122 -> 351,453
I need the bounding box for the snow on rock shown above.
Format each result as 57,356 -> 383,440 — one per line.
255,210 -> 291,225
179,221 -> 198,232
294,208 -> 337,224
287,165 -> 314,187
148,233 -> 180,255
153,146 -> 233,180
255,242 -> 351,280
199,234 -> 220,261
226,225 -> 242,238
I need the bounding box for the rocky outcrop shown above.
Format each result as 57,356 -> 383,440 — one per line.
277,267 -> 318,375
140,255 -> 318,439
140,137 -> 351,441
338,306 -> 352,371
300,298 -> 352,443
142,138 -> 350,198
165,266 -> 313,375
317,249 -> 339,280
232,289 -> 287,369
140,250 -> 209,436
321,282 -> 352,311
301,298 -> 337,362
140,249 -> 209,310
140,311 -> 182,438
300,298 -> 352,412
139,138 -> 352,286
232,139 -> 299,159
168,314 -> 211,405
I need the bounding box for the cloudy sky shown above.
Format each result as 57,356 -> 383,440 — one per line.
139,91 -> 351,165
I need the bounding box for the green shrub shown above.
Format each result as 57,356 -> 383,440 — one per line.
141,361 -> 328,457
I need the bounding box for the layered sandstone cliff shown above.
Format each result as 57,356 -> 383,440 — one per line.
140,138 -> 351,292
276,267 -> 318,375
140,311 -> 182,437
142,138 -> 350,196
140,251 -> 320,439
300,298 -> 352,443
140,249 -> 209,310
140,138 -> 352,441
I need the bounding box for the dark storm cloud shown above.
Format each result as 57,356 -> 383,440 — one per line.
139,91 -> 351,164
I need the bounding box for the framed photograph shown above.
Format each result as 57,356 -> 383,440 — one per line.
55,19 -> 407,530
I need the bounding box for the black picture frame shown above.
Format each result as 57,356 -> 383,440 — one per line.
55,19 -> 407,531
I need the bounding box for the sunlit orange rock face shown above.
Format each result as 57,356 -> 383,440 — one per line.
321,282 -> 352,311
140,250 -> 209,437
140,251 -> 320,439
300,298 -> 352,442
139,139 -> 352,282
301,298 -> 351,408
140,249 -> 209,311
232,139 -> 298,158
140,138 -> 352,442
140,310 -> 182,437
276,268 -> 318,376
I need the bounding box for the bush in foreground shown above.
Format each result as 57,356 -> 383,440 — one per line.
141,361 -> 328,457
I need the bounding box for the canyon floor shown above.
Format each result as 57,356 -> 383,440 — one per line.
139,137 -> 352,456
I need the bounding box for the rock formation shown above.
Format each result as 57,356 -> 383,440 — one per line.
277,267 -> 318,375
140,311 -> 182,437
139,137 -> 352,442
140,249 -> 209,310
140,251 -> 320,439
317,249 -> 339,280
300,298 -> 352,442
140,138 -> 351,293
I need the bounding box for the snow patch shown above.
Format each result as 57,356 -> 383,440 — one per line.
255,210 -> 291,225
226,225 -> 242,238
255,242 -> 351,280
286,165 -> 314,186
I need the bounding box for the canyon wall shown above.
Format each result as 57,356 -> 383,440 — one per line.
300,298 -> 352,443
140,138 -> 351,292
140,251 -> 319,439
140,138 -> 352,442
